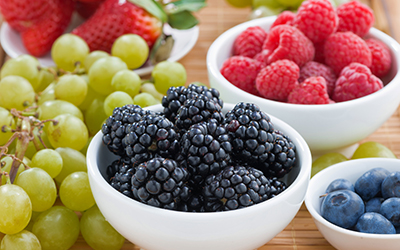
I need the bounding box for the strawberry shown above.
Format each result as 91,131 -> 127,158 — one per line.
0,0 -> 74,57
71,0 -> 205,53
21,0 -> 75,57
75,0 -> 106,19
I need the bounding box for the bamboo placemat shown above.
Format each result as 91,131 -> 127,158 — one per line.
1,0 -> 399,249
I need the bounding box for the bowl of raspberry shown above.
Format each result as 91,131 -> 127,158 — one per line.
87,84 -> 312,250
305,158 -> 400,250
207,0 -> 400,156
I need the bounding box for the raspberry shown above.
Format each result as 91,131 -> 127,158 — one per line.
292,0 -> 338,43
299,61 -> 336,97
332,62 -> 383,102
255,59 -> 300,102
233,26 -> 268,58
365,38 -> 392,78
336,0 -> 374,37
288,76 -> 330,104
324,32 -> 372,75
261,24 -> 314,67
270,11 -> 296,30
220,56 -> 263,95
313,41 -> 326,63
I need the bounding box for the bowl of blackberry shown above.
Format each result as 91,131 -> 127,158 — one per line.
87,84 -> 312,250
305,158 -> 400,250
207,0 -> 400,156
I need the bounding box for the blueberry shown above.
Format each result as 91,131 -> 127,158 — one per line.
321,190 -> 365,229
354,212 -> 396,234
381,171 -> 400,199
380,197 -> 400,227
365,197 -> 384,213
355,168 -> 391,201
325,178 -> 355,193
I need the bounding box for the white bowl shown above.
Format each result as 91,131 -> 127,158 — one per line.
87,103 -> 312,250
305,158 -> 400,250
207,16 -> 400,156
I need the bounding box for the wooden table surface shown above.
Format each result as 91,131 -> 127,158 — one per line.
1,0 -> 400,249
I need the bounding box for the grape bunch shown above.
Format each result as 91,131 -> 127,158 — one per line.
0,33 -> 194,249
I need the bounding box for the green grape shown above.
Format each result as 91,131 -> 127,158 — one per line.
37,83 -> 56,105
276,0 -> 304,8
60,171 -> 95,211
140,82 -> 164,101
0,55 -> 41,90
249,5 -> 283,19
111,34 -> 149,69
54,74 -> 88,106
15,168 -> 57,212
35,67 -> 56,92
351,141 -> 397,159
311,152 -> 348,177
46,114 -> 89,151
225,0 -> 252,8
0,230 -> 41,250
104,91 -> 134,117
111,69 -> 141,97
24,128 -> 53,159
24,211 -> 42,232
31,149 -> 63,178
0,184 -> 32,235
133,92 -> 160,108
1,156 -> 30,185
0,76 -> 35,111
51,34 -> 90,72
84,50 -> 110,72
32,206 -> 80,250
152,61 -> 186,95
80,205 -> 125,250
78,80 -> 102,112
252,0 -> 283,8
88,56 -> 128,96
0,107 -> 16,146
38,99 -> 84,121
85,97 -> 108,136
80,136 -> 93,155
54,147 -> 87,184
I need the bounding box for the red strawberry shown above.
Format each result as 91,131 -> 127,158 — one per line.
75,0 -> 106,19
0,0 -> 74,57
71,0 -> 205,53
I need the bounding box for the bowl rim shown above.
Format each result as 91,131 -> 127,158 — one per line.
87,103 -> 312,218
304,157 -> 400,239
206,15 -> 400,110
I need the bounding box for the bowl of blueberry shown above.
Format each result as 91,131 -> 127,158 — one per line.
87,84 -> 312,250
207,0 -> 400,156
305,158 -> 400,250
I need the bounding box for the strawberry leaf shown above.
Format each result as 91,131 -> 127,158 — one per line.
128,0 -> 167,23
164,0 -> 207,14
168,11 -> 199,29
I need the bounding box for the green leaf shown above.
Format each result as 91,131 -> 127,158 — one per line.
167,11 -> 199,30
128,0 -> 167,23
165,0 -> 207,14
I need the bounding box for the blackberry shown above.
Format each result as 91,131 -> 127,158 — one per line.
224,102 -> 276,169
162,84 -> 223,123
268,176 -> 287,197
131,157 -> 190,210
203,165 -> 272,212
178,189 -> 206,212
261,130 -> 296,178
178,120 -> 232,186
107,157 -> 135,199
102,104 -> 150,156
122,113 -> 180,166
175,94 -> 224,132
